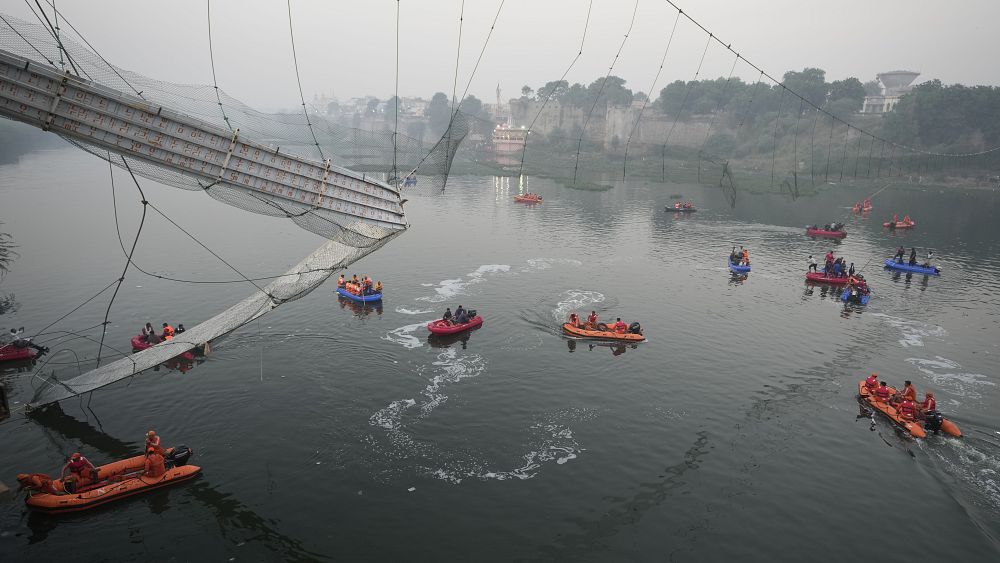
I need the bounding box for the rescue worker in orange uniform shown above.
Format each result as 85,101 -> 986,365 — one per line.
144,448 -> 166,478
568,313 -> 581,328
919,392 -> 936,415
586,311 -> 599,329
145,430 -> 163,455
337,275 -> 345,287
897,398 -> 917,421
864,373 -> 878,392
742,249 -> 750,266
375,281 -> 383,294
874,381 -> 891,403
61,453 -> 97,491
161,323 -> 175,341
613,318 -> 627,334
894,380 -> 917,405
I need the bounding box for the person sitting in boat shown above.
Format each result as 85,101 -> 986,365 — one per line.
864,373 -> 879,392
351,274 -> 359,285
897,397 -> 918,421
337,275 -> 346,287
141,322 -> 155,342
161,323 -> 175,341
891,380 -> 917,406
442,307 -> 453,325
922,251 -> 934,268
908,247 -> 917,266
918,392 -> 936,416
874,381 -> 891,403
61,453 -> 96,491
613,318 -> 627,334
454,307 -> 470,325
145,430 -> 163,455
903,215 -> 912,225
730,247 -> 740,264
375,281 -> 383,294
741,248 -> 750,266
144,447 -> 166,478
586,311 -> 599,329
568,313 -> 582,328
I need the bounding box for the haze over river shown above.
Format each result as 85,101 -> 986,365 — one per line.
2,146 -> 999,561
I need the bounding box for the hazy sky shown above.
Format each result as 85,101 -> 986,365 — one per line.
5,0 -> 999,111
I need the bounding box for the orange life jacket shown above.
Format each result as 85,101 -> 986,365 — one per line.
920,396 -> 936,411
864,376 -> 878,390
902,386 -> 916,402
874,386 -> 891,400
897,400 -> 917,419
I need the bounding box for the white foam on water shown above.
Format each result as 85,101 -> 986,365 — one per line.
923,438 -> 1000,513
416,264 -> 511,303
419,348 -> 487,416
369,399 -> 416,431
906,356 -> 995,400
871,313 -> 947,347
382,320 -> 434,349
552,289 -> 606,323
395,307 -> 434,315
521,258 -> 583,272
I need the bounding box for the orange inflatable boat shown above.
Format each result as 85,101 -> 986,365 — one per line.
19,446 -> 200,513
858,381 -> 961,438
562,322 -> 645,342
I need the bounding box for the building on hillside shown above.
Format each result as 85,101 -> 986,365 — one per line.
861,70 -> 919,114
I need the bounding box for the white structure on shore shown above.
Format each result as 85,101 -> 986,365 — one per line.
861,70 -> 920,114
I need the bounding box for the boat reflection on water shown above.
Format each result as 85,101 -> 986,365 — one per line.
337,294 -> 384,318
729,272 -> 749,285
566,339 -> 639,357
887,270 -> 931,291
802,282 -> 847,302
427,324 -> 481,349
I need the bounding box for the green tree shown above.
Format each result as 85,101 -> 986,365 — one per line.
521,85 -> 533,98
863,80 -> 881,96
536,80 -> 569,102
427,92 -> 452,135
782,68 -> 827,108
828,78 -> 866,112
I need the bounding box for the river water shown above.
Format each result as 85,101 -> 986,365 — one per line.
1,146 -> 999,561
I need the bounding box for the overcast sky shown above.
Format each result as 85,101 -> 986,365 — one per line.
5,0 -> 999,111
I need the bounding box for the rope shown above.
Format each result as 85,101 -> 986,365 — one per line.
517,0 -> 593,179
770,85 -> 785,187
659,32 -> 712,181
1,12 -> 55,67
392,0 -> 400,186
623,8 -> 682,181
28,279 -> 119,341
824,114 -> 834,182
286,0 -> 325,161
95,158 -> 148,368
571,0 -> 639,187
206,0 -> 233,131
839,124 -> 850,182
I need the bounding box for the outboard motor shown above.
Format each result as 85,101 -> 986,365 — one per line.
628,322 -> 642,334
923,410 -> 944,434
166,445 -> 194,467
467,309 -> 477,318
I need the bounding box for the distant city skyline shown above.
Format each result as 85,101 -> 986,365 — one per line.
3,0 -> 997,113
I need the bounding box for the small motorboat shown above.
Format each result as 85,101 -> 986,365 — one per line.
841,287 -> 871,305
666,204 -> 697,213
0,342 -> 37,363
806,227 -> 847,238
883,259 -> 940,275
805,272 -> 851,285
427,313 -> 483,335
19,446 -> 200,513
131,335 -> 197,361
883,220 -> 915,229
562,322 -> 645,342
336,286 -> 383,303
858,381 -> 961,438
728,258 -> 751,273
514,194 -> 543,203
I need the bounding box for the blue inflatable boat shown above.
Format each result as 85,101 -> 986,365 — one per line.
883,259 -> 940,276
728,258 -> 751,273
336,287 -> 383,302
841,288 -> 870,305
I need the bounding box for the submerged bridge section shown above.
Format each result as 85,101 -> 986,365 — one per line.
0,49 -> 406,238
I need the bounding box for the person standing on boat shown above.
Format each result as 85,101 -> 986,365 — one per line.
923,251 -> 934,268
848,262 -> 856,277
895,246 -> 906,263
808,255 -> 818,272
144,448 -> 166,478
908,248 -> 917,266
145,430 -> 163,455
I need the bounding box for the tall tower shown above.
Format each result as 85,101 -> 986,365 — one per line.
495,83 -> 502,122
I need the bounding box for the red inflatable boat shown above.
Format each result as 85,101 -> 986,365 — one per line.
805,272 -> 851,285
427,316 -> 483,335
0,343 -> 36,363
806,227 -> 847,238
